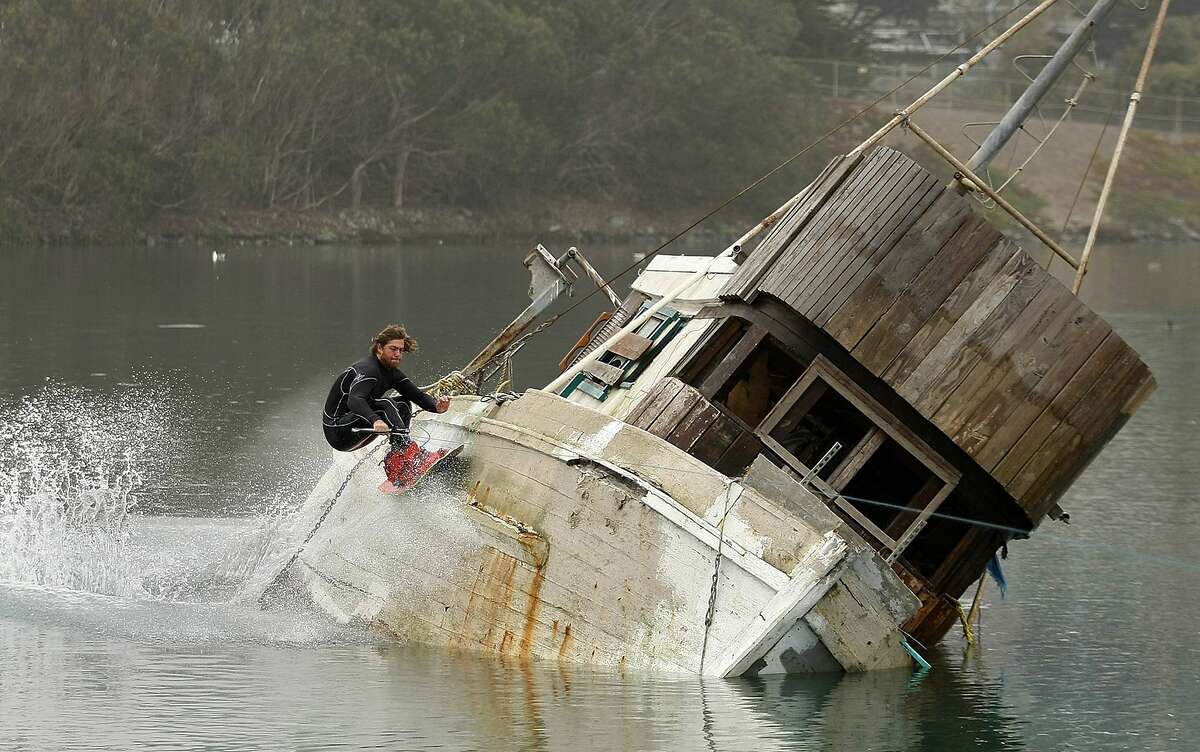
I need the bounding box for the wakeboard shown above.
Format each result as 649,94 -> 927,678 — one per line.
378,443 -> 465,495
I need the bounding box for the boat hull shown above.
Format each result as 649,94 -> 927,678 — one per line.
268,391 -> 919,675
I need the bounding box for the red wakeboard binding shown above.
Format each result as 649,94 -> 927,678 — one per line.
382,440 -> 450,493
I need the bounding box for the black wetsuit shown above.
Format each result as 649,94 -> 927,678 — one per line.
322,354 -> 439,451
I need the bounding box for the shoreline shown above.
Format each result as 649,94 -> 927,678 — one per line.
8,203 -> 1196,249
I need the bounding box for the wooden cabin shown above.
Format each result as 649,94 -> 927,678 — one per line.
562,146 -> 1155,644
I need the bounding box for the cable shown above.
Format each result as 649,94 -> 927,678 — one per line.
343,428 -> 1200,573
532,1 -> 1039,331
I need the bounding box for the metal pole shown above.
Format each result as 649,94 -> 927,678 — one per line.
1074,0 -> 1173,295
849,0 -> 1063,160
966,0 -> 1121,172
906,120 -> 1079,268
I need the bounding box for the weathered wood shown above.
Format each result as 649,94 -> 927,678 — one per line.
916,266 -> 1049,421
765,151 -> 912,306
802,357 -> 960,485
971,307 -> 1109,471
991,332 -> 1128,486
698,325 -> 768,398
880,238 -> 1020,387
939,288 -> 1094,459
897,250 -> 1037,410
805,175 -> 948,328
929,526 -> 981,590
883,475 -> 944,540
626,378 -> 686,430
608,332 -> 654,361
792,166 -> 942,319
706,145 -> 1155,535
823,189 -> 975,350
726,154 -> 861,301
826,427 -> 887,492
691,413 -> 745,468
1007,349 -> 1150,507
802,177 -> 944,327
695,302 -> 822,371
583,359 -> 626,387
1022,366 -> 1154,521
715,429 -> 766,477
677,318 -> 744,388
665,398 -> 722,452
930,281 -> 1064,442
647,387 -> 702,437
851,212 -> 999,373
761,152 -> 911,308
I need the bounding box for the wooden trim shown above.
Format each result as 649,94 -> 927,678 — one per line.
676,318 -> 740,386
886,481 -> 956,564
754,354 -> 962,558
696,302 -> 821,368
826,426 -> 887,492
883,474 -> 943,539
759,433 -> 899,550
755,365 -> 823,436
804,356 -> 960,485
698,325 -> 769,398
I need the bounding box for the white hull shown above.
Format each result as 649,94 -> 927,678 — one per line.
266,390 -> 919,675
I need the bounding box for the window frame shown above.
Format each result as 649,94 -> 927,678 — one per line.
562,304 -> 688,401
756,355 -> 960,562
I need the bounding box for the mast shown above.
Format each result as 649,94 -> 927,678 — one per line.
966,0 -> 1120,172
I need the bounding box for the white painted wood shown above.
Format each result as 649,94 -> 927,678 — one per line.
269,390 -> 918,675
708,533 -> 849,677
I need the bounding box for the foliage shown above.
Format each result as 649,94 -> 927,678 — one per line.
1105,131 -> 1200,226
0,0 -> 861,224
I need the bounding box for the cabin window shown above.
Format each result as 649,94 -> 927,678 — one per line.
562,304 -> 688,401
759,378 -> 872,479
715,337 -> 806,427
756,356 -> 959,563
681,319 -> 813,426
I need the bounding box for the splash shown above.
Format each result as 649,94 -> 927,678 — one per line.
0,383 -> 165,597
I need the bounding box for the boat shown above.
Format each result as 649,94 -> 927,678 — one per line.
253,0 -> 1159,676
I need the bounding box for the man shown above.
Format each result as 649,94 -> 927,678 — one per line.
322,324 -> 451,487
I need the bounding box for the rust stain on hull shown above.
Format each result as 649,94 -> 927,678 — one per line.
518,566 -> 546,659
557,624 -> 574,662
459,547 -> 519,652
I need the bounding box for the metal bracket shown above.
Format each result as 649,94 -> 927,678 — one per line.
523,244 -> 572,302
801,442 -> 843,488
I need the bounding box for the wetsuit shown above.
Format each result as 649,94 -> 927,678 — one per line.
322,354 -> 439,451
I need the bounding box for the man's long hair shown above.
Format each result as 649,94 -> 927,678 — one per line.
371,324 -> 419,354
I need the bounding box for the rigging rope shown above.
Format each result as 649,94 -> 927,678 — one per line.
419,1 -> 1042,395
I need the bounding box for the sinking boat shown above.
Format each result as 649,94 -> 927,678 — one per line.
256,1 -> 1158,676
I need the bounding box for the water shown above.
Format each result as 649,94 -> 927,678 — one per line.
1,240 -> 1197,751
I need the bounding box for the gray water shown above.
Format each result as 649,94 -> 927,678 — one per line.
0,240 -> 1197,751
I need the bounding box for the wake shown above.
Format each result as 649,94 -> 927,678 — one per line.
0,382 -> 303,603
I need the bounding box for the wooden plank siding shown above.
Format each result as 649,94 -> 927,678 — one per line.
756,149 -> 915,310
629,378 -> 765,479
849,212 -> 1000,373
716,146 -> 1154,525
725,154 -> 861,301
799,174 -> 945,325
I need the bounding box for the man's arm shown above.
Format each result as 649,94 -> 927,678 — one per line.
393,371 -> 446,413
